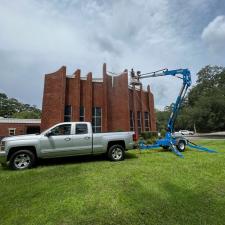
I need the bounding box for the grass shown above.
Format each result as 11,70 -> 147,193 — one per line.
0,139 -> 225,225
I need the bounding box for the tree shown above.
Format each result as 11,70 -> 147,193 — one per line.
0,92 -> 41,118
12,111 -> 41,119
180,65 -> 225,132
157,65 -> 225,132
155,106 -> 171,131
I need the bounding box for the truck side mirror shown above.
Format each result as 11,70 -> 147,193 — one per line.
45,131 -> 53,137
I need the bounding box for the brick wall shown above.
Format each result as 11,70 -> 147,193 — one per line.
41,63 -> 156,133
0,123 -> 40,138
41,66 -> 66,131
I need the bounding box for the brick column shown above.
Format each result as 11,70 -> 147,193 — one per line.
85,72 -> 93,122
103,63 -> 108,132
72,69 -> 80,121
147,85 -> 156,131
132,85 -> 138,135
41,66 -> 66,131
59,67 -> 67,122
140,84 -> 145,132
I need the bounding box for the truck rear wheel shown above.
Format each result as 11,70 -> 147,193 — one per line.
108,145 -> 125,161
177,140 -> 186,152
9,150 -> 36,170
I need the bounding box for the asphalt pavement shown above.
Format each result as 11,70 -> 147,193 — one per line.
184,131 -> 225,140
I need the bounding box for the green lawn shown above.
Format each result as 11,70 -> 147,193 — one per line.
1,140 -> 225,225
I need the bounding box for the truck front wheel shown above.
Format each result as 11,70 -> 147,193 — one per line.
108,145 -> 125,161
9,150 -> 36,170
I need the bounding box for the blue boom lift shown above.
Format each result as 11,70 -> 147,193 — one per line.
130,68 -> 217,158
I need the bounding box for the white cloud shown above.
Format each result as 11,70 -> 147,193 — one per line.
0,0 -> 225,109
201,15 -> 225,52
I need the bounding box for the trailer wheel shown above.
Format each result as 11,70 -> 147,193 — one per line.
108,145 -> 125,161
177,140 -> 186,152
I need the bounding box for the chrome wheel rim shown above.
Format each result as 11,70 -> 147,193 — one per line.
14,153 -> 31,169
179,142 -> 185,150
112,148 -> 123,160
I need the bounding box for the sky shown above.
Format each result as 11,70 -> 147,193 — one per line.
0,0 -> 225,110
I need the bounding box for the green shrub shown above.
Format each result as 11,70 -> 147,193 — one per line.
140,131 -> 158,140
160,129 -> 167,137
146,137 -> 157,144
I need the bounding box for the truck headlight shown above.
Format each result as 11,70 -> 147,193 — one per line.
0,141 -> 5,151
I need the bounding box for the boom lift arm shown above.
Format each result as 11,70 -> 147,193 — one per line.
137,68 -> 191,133
131,68 -> 217,158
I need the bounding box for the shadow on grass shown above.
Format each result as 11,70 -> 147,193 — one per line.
37,151 -> 138,167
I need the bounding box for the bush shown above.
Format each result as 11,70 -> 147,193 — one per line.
139,132 -> 158,145
140,131 -> 158,140
146,137 -> 157,144
160,129 -> 167,137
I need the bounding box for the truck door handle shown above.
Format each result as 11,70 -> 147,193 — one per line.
64,137 -> 71,141
84,136 -> 91,140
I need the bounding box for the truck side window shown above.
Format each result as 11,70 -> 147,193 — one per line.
76,124 -> 88,134
51,124 -> 71,136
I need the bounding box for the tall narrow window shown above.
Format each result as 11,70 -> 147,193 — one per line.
92,107 -> 102,133
144,112 -> 150,131
64,105 -> 72,122
137,111 -> 142,134
130,111 -> 134,131
80,106 -> 85,121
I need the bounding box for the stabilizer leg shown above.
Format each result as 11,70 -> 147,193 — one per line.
169,141 -> 184,158
187,141 -> 217,153
138,142 -> 161,150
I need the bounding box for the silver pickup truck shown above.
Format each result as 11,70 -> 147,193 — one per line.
0,122 -> 135,170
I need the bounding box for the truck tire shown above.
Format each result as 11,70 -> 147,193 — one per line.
9,150 -> 36,170
176,140 -> 186,152
108,145 -> 125,161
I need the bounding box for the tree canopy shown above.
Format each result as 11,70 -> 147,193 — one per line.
0,93 -> 41,119
156,65 -> 225,132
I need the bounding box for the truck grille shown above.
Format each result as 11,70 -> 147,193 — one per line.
0,141 -> 5,151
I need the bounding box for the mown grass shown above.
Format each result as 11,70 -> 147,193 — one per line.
0,140 -> 225,225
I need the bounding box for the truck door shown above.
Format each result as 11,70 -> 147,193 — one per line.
72,123 -> 92,154
40,123 -> 75,157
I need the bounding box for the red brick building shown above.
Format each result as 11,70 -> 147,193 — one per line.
41,63 -> 156,134
0,118 -> 41,139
